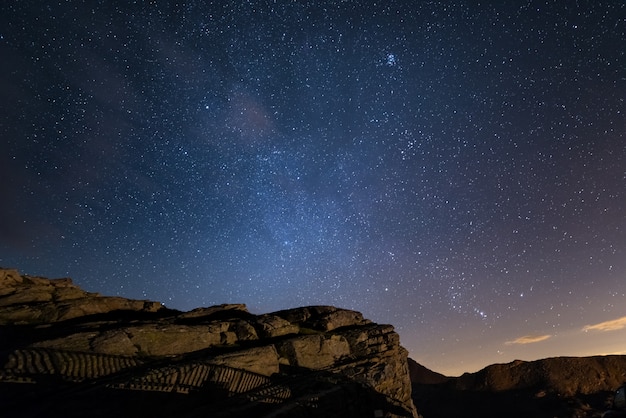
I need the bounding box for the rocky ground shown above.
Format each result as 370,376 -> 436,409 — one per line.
0,267 -> 418,418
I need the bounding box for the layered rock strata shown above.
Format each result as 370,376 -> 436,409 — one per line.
0,268 -> 418,418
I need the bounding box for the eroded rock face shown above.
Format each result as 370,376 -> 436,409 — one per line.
0,268 -> 419,418
0,268 -> 163,325
276,334 -> 351,369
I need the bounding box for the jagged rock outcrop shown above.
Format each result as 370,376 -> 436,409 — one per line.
0,267 -> 419,418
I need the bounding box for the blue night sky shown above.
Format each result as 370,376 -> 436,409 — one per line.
1,1 -> 625,375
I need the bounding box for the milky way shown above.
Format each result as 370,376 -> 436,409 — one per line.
1,1 -> 625,375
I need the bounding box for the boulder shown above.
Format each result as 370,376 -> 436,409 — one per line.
210,345 -> 281,376
276,334 -> 351,369
274,305 -> 370,331
254,314 -> 300,338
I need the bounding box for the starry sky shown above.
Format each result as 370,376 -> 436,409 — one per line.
1,1 -> 625,376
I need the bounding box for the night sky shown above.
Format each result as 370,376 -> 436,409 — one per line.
1,1 -> 625,376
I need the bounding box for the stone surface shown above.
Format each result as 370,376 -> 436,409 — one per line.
177,303 -> 249,319
254,314 -> 300,338
276,334 -> 351,369
0,267 -> 419,418
274,305 -> 371,331
0,268 -> 163,325
210,345 -> 281,376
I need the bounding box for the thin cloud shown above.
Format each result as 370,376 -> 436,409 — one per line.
598,350 -> 626,355
582,316 -> 626,332
505,334 -> 551,345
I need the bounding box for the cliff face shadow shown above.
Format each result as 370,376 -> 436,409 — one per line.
0,308 -> 179,350
198,364 -> 416,418
0,350 -> 412,418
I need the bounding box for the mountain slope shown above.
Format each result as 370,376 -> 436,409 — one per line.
410,356 -> 626,418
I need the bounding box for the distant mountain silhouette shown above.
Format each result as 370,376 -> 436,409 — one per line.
410,356 -> 626,418
407,357 -> 448,385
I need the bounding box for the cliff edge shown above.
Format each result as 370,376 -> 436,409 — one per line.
0,267 -> 418,418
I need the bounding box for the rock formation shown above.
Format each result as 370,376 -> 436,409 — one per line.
411,356 -> 626,418
0,268 -> 419,418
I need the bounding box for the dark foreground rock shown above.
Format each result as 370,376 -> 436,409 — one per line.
0,268 -> 419,418
411,356 -> 626,418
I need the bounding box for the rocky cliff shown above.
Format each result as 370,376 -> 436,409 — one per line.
0,268 -> 418,418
